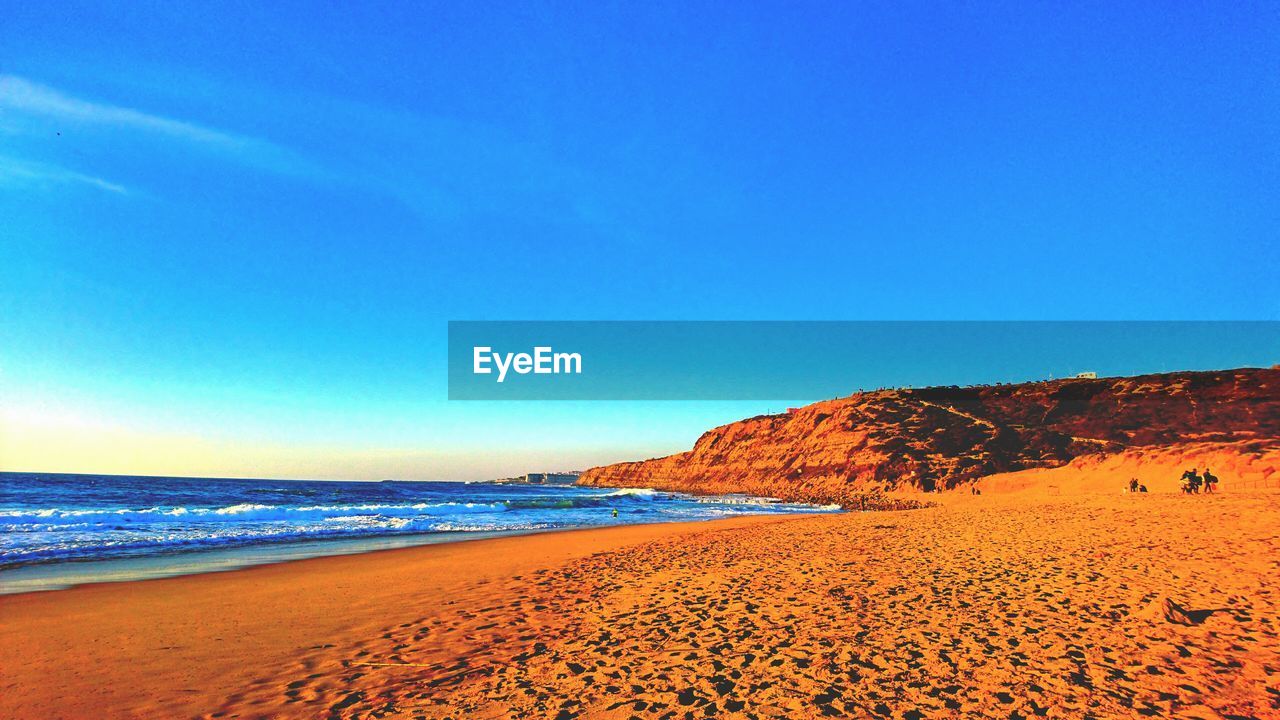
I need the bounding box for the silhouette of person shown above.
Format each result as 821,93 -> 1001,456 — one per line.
1180,469 -> 1197,494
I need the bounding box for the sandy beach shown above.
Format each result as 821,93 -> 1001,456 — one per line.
7,1 -> 1275,717
3,489 -> 1277,720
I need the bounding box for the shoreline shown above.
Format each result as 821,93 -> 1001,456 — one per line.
0,510 -> 837,596
0,525 -> 567,595
0,475 -> 841,594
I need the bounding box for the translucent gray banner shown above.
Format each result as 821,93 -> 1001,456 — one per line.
447,321 -> 1279,400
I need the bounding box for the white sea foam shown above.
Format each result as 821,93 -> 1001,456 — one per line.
0,501 -> 502,526
598,488 -> 661,498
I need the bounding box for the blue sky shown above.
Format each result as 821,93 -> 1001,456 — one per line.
2,2 -> 1277,479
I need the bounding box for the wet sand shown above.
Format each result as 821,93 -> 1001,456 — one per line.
2,493 -> 1277,719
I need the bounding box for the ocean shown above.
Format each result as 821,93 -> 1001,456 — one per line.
0,472 -> 836,592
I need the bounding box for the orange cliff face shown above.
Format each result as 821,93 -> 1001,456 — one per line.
578,367 -> 1280,505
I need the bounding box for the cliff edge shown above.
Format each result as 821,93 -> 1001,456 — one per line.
578,367 -> 1280,505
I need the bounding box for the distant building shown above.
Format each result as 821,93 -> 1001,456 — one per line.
1074,371 -> 1098,379
491,471 -> 582,485
522,472 -> 580,485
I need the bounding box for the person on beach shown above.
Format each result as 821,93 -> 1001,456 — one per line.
1181,469 -> 1204,494
1203,468 -> 1218,493
1128,478 -> 1140,493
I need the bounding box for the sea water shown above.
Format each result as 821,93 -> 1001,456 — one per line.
0,472 -> 836,592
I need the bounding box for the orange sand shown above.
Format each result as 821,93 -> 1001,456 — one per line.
3,493 -> 1278,719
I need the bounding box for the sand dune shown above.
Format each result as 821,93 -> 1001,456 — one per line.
977,441 -> 1280,495
3,489 -> 1277,719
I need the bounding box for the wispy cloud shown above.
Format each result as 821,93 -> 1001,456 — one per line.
1,75 -> 249,150
0,75 -> 320,178
0,155 -> 128,194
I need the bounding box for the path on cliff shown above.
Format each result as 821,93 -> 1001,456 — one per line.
913,399 -> 998,431
1068,435 -> 1126,448
915,398 -> 1127,450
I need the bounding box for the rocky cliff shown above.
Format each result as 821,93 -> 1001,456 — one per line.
578,367 -> 1280,505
